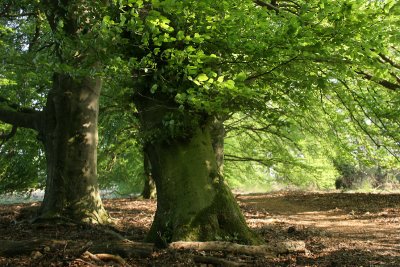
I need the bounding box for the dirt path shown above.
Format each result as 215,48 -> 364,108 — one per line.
238,192 -> 400,266
0,191 -> 399,266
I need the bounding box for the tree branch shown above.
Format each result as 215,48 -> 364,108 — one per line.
378,53 -> 400,70
225,154 -> 273,167
0,96 -> 42,131
336,79 -> 399,162
253,0 -> 280,12
29,11 -> 42,52
356,71 -> 400,91
245,56 -> 299,83
169,240 -> 307,256
0,108 -> 42,131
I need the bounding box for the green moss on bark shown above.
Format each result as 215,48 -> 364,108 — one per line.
144,127 -> 262,246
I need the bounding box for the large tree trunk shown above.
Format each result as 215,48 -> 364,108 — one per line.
135,94 -> 261,247
39,73 -> 109,223
0,1 -> 109,223
36,0 -> 109,223
0,73 -> 109,223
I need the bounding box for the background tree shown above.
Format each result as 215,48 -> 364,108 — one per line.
0,0 -> 110,223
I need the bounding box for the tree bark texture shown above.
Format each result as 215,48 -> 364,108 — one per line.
0,1 -> 109,223
134,92 -> 261,246
0,74 -> 109,223
37,0 -> 109,223
39,74 -> 109,223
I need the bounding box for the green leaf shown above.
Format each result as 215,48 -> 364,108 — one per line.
150,84 -> 158,93
196,73 -> 208,82
224,80 -> 235,89
235,72 -> 247,82
177,30 -> 185,40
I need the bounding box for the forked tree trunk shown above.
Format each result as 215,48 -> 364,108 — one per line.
135,94 -> 261,246
39,74 -> 109,223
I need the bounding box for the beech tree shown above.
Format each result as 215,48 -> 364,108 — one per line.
1,0 -> 399,247
108,0 -> 400,245
0,1 -> 109,223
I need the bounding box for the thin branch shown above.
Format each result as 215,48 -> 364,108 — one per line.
253,0 -> 280,12
29,12 -> 41,52
240,124 -> 273,132
350,86 -> 397,141
245,56 -> 299,83
225,154 -> 273,167
280,0 -> 301,9
336,79 -> 399,162
35,42 -> 56,53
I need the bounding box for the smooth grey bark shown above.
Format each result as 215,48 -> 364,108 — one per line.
0,73 -> 109,223
0,0 -> 109,223
37,0 -> 109,223
39,73 -> 109,223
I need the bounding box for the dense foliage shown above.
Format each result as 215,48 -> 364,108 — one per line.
1,0 -> 399,194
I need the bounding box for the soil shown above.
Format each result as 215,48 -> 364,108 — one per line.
0,191 -> 399,266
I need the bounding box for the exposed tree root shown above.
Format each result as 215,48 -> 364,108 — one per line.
29,215 -> 77,225
89,240 -> 154,258
0,239 -> 305,263
82,251 -> 128,266
0,239 -> 67,257
169,240 -> 307,257
0,239 -> 152,258
74,258 -> 98,267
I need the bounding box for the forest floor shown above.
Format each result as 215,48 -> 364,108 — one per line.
0,191 -> 399,266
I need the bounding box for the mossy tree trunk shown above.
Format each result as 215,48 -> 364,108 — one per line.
135,93 -> 261,246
